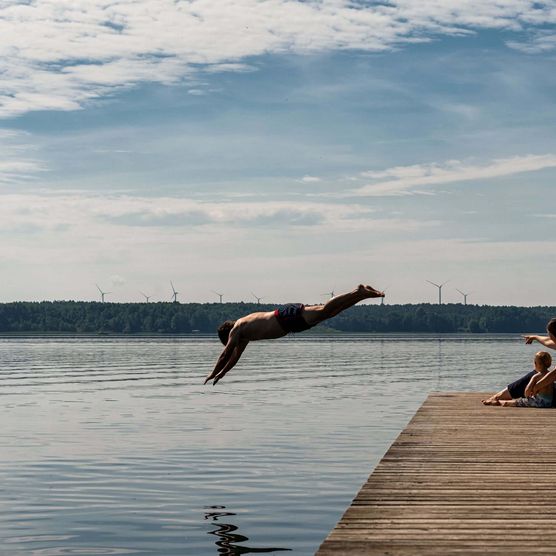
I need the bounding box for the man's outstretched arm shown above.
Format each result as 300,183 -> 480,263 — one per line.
204,326 -> 247,385
523,335 -> 556,349
212,341 -> 248,385
204,344 -> 234,384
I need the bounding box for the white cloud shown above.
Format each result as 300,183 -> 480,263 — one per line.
353,154 -> 556,196
0,0 -> 554,118
0,190 -> 438,304
0,191 -> 433,242
507,30 -> 556,53
204,63 -> 258,74
300,175 -> 321,183
92,194 -> 425,232
0,190 -> 553,304
0,129 -> 46,183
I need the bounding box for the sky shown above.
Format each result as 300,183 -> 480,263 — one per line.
1,0 -> 555,306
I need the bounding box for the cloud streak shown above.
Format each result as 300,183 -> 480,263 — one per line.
301,176 -> 321,183
353,154 -> 556,196
0,129 -> 46,183
103,209 -> 213,228
507,30 -> 556,53
0,191 -> 436,239
0,0 -> 555,117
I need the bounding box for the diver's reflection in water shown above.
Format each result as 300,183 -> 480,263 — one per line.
204,505 -> 292,554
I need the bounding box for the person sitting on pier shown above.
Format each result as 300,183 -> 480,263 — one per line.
482,318 -> 556,406
204,284 -> 385,385
484,351 -> 554,407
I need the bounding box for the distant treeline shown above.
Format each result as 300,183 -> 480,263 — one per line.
0,301 -> 554,334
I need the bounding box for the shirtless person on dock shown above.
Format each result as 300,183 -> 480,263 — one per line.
204,284 -> 385,385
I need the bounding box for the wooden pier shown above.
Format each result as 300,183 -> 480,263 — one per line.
317,392 -> 556,555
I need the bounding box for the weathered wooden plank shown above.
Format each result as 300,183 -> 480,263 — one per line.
318,541 -> 556,556
316,392 -> 556,555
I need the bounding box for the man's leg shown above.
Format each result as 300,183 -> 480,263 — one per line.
506,370 -> 536,399
482,388 -> 512,405
303,284 -> 383,326
482,370 -> 535,405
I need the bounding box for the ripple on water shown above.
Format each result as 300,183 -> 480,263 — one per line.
0,334 -> 534,555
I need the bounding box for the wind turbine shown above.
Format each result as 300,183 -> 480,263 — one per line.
212,290 -> 224,303
251,292 -> 263,305
96,284 -> 111,303
380,286 -> 389,306
426,280 -> 449,305
456,288 -> 471,305
140,291 -> 151,303
170,281 -> 179,303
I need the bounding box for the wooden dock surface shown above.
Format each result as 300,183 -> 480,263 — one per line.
316,392 -> 556,555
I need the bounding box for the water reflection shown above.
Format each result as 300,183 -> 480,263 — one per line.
0,334 -> 531,555
204,506 -> 291,554
435,338 -> 444,390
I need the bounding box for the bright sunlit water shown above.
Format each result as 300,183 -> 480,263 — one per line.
0,333 -> 540,555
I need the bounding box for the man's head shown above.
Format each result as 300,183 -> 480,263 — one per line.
547,318 -> 556,343
217,320 -> 236,345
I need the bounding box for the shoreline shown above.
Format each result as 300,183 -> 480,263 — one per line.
0,331 -> 542,338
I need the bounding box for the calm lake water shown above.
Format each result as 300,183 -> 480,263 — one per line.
0,333 -> 540,555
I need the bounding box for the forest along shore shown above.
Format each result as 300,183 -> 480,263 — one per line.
0,301 -> 554,334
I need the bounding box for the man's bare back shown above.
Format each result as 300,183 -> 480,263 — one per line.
233,311 -> 286,341
204,284 -> 384,385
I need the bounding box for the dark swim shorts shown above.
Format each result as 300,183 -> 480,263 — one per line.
508,370 -> 556,407
274,303 -> 313,334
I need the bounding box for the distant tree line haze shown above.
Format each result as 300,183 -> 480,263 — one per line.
0,302 -> 554,334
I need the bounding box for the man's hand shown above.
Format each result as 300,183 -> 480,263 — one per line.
523,335 -> 537,344
213,369 -> 229,385
204,366 -> 230,385
204,370 -> 217,385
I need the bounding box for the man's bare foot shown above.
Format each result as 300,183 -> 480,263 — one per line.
358,284 -> 385,298
482,397 -> 500,406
